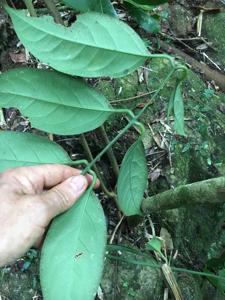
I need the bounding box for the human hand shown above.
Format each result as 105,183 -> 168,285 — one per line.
0,164 -> 93,267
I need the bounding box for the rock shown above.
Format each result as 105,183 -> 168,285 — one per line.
101,253 -> 163,300
203,12 -> 225,70
177,274 -> 203,300
168,4 -> 195,36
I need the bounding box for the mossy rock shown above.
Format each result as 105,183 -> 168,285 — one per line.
177,274 -> 203,300
101,253 -> 163,300
203,12 -> 225,70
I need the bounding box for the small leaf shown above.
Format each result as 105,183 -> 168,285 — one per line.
124,0 -> 158,11
126,3 -> 161,34
0,68 -> 113,135
173,84 -> 185,136
40,190 -> 107,300
167,88 -> 175,118
167,83 -> 185,136
6,6 -> 149,78
0,131 -> 71,172
128,0 -> 168,5
117,139 -> 148,216
63,0 -> 117,17
146,237 -> 163,253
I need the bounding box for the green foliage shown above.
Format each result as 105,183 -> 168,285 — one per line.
63,0 -> 117,16
6,6 -> 149,78
168,82 -> 185,136
0,68 -> 113,135
0,131 -> 71,172
40,189 -> 106,300
146,237 -> 163,253
2,1 -> 188,298
130,0 -> 168,4
117,139 -> 148,216
125,3 -> 161,34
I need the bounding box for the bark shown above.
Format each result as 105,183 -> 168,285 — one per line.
141,177 -> 225,213
158,40 -> 225,92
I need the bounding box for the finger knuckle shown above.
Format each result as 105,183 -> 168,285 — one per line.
51,188 -> 71,210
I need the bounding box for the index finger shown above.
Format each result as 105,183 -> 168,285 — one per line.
0,164 -> 81,194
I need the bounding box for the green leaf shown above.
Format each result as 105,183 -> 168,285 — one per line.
126,3 -> 161,34
173,84 -> 185,136
117,139 -> 148,216
146,237 -> 163,253
124,0 -> 157,10
167,83 -> 185,136
128,0 -> 168,5
40,190 -> 107,300
0,131 -> 71,172
63,0 -> 117,17
6,6 -> 149,78
0,68 -> 113,135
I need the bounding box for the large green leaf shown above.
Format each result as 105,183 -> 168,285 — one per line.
117,139 -> 148,216
0,68 -> 113,135
6,6 -> 149,78
63,0 -> 117,17
40,189 -> 107,300
0,131 -> 71,172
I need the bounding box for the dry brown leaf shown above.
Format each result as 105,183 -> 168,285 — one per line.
160,227 -> 174,252
9,52 -> 26,63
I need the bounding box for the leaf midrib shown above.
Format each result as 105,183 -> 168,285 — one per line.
0,91 -> 114,113
11,9 -> 149,58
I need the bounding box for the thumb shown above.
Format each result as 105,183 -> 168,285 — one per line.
41,175 -> 88,219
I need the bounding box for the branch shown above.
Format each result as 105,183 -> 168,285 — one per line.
43,0 -> 64,25
158,39 -> 225,92
98,125 -> 119,178
141,177 -> 225,213
80,134 -> 116,198
23,0 -> 37,16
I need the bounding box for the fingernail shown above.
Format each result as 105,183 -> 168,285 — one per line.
70,175 -> 87,193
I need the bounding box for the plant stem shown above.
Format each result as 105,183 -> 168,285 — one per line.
80,134 -> 116,198
142,176 -> 225,212
98,125 -> 119,178
43,0 -> 64,25
23,0 -> 37,16
136,68 -> 176,118
83,68 -> 175,174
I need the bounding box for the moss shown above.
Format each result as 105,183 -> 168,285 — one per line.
203,13 -> 225,69
177,274 -> 203,300
101,251 -> 163,300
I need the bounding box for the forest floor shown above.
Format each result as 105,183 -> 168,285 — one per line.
1,0 -> 225,299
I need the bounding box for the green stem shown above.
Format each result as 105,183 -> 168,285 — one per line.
136,68 -> 176,118
133,121 -> 146,136
23,0 -> 37,16
114,108 -> 135,119
43,0 -> 64,24
98,125 -> 120,178
82,120 -> 136,174
83,68 -> 176,174
80,134 -> 116,198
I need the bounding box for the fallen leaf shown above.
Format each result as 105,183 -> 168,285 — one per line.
9,52 -> 26,63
